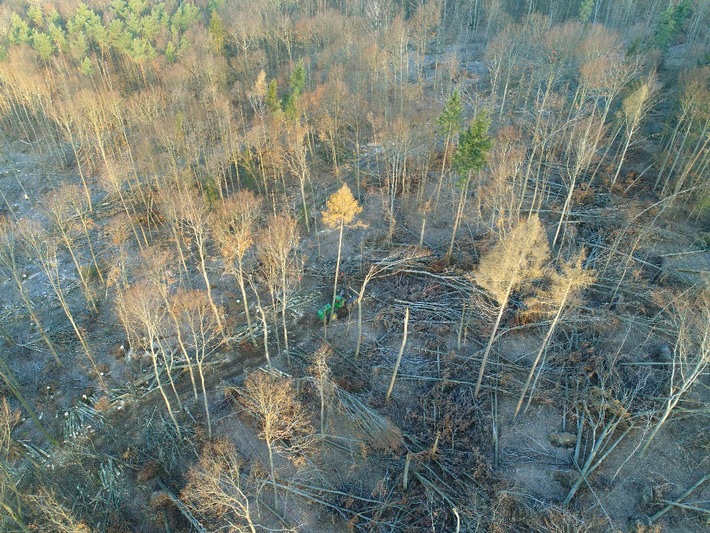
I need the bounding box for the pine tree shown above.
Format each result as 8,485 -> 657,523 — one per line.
447,112 -> 492,259
434,88 -> 464,208
283,59 -> 306,120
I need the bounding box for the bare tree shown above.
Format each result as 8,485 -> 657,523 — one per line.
117,283 -> 182,438
47,79 -> 93,212
214,191 -> 262,346
155,185 -> 192,283
373,115 -> 414,238
611,73 -> 657,187
172,289 -> 223,438
480,126 -> 526,226
20,223 -> 102,384
0,397 -> 27,531
473,216 -> 549,397
552,114 -> 604,250
308,69 -> 353,176
140,246 -> 199,402
182,439 -> 258,533
256,213 -> 300,362
27,489 -> 93,533
171,187 -> 225,336
43,187 -> 99,313
237,371 -> 313,508
309,344 -> 334,435
656,67 -> 710,200
641,287 -> 709,456
284,122 -> 313,232
0,218 -> 60,365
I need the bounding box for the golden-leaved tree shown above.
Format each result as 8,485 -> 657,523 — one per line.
474,216 -> 549,396
322,184 -> 362,323
513,251 -> 595,420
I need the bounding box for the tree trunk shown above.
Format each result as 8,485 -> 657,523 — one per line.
552,172 -> 577,250
198,361 -> 211,439
281,282 -> 290,365
267,439 -> 278,509
329,219 -> 345,331
14,278 -> 61,366
434,130 -> 452,211
151,347 -> 181,439
259,306 -> 271,369
197,243 -> 224,338
319,380 -> 326,435
0,357 -> 58,445
475,283 -> 512,397
59,233 -> 97,313
158,341 -> 183,411
355,268 -> 374,360
386,308 -> 409,402
447,173 -> 470,260
237,261 -> 256,346
513,285 -> 571,420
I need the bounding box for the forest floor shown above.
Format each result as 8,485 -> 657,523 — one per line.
1,43 -> 709,531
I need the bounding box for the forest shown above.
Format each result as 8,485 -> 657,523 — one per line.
0,0 -> 708,531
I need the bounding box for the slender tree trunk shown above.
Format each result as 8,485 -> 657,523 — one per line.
281,270 -> 290,365
70,141 -> 93,212
13,277 -> 61,366
59,232 -> 97,313
259,306 -> 271,369
612,128 -> 634,187
552,172 -> 577,250
267,439 -> 278,508
197,243 -> 224,337
513,285 -> 571,420
329,220 -> 345,328
354,272 -> 373,360
299,168 -> 310,232
447,173 -> 470,260
671,128 -> 710,198
319,380 -> 326,435
659,121 -> 693,195
434,130 -> 452,211
0,357 -> 58,445
173,324 -> 199,401
151,346 -> 181,439
475,283 -> 512,397
198,359 -> 211,438
54,289 -> 103,386
236,261 -> 255,346
158,341 -> 182,411
386,308 -> 409,402
79,216 -> 104,284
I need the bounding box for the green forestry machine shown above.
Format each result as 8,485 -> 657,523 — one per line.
317,295 -> 346,321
